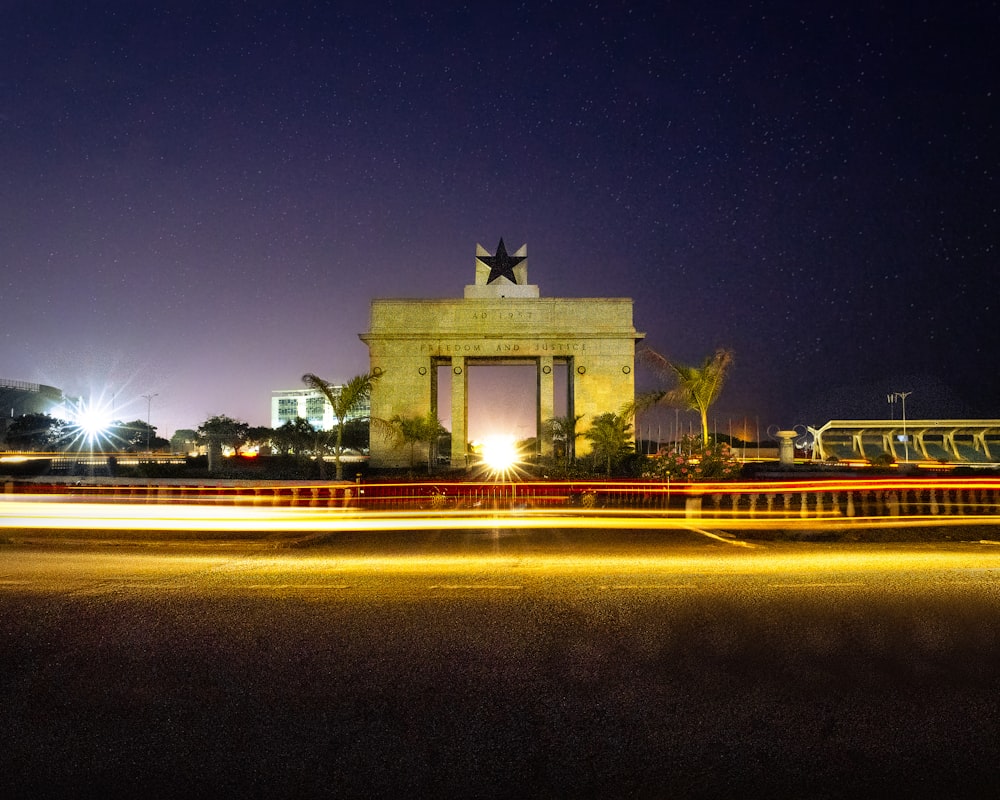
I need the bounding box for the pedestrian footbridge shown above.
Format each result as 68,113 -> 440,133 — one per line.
808,420 -> 1000,466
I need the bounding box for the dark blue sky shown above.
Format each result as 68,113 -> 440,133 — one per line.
3,1 -> 997,438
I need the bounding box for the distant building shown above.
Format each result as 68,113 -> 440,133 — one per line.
270,386 -> 370,431
1,379 -> 66,438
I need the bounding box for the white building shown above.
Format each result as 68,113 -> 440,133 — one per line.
270,387 -> 370,431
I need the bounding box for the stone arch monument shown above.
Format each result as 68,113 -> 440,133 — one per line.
359,240 -> 645,468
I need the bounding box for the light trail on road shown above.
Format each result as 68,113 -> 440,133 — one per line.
3,538 -> 999,597
3,494 -> 1000,535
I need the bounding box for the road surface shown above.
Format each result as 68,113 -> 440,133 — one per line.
2,528 -> 999,799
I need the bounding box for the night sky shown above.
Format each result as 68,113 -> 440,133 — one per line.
3,1 -> 997,440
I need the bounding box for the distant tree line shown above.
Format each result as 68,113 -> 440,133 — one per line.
0,414 -> 170,453
1,350 -> 741,480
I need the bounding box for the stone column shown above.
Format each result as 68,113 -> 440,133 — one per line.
450,357 -> 468,468
537,356 -> 554,457
776,430 -> 797,467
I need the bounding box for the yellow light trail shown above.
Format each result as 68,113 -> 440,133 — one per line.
11,476 -> 1000,497
4,549 -> 996,589
3,494 -> 1000,533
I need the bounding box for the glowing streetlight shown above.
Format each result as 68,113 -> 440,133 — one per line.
887,391 -> 912,462
67,397 -> 114,479
72,397 -> 114,448
142,393 -> 159,453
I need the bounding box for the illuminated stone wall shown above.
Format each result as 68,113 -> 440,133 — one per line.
361,296 -> 643,468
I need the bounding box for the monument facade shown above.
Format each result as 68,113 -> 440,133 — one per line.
359,240 -> 644,468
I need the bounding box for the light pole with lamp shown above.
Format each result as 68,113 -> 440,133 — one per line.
142,393 -> 159,454
887,391 -> 912,462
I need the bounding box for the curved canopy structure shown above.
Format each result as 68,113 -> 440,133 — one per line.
808,419 -> 1000,466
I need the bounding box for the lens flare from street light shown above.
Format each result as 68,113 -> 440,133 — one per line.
69,397 -> 115,448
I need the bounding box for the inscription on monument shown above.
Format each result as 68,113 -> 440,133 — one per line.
419,343 -> 484,353
470,310 -> 533,321
540,342 -> 587,352
418,340 -> 588,355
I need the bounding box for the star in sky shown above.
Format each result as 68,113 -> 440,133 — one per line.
479,238 -> 525,285
2,4 -> 996,435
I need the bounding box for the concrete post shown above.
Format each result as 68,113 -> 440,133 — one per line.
776,430 -> 797,467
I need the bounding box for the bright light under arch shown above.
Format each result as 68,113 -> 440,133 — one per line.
481,435 -> 519,473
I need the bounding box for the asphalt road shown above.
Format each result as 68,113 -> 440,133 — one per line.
2,529 -> 1000,799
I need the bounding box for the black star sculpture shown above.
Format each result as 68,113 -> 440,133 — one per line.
480,238 -> 525,284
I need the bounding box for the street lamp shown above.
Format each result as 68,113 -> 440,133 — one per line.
887,391 -> 912,462
142,393 -> 159,454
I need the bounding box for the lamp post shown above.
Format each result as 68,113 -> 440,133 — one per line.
142,393 -> 159,454
887,391 -> 912,462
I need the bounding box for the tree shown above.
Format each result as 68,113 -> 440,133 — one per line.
197,415 -> 250,471
245,425 -> 275,455
390,410 -> 447,473
271,418 -> 314,457
109,419 -> 169,452
637,347 -> 735,443
341,418 -> 371,453
271,418 -> 335,475
170,429 -> 198,455
543,412 -> 585,468
389,413 -> 425,471
583,411 -> 634,477
301,371 -> 384,480
1,413 -> 68,451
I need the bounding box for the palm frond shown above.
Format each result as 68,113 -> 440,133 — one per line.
369,415 -> 398,441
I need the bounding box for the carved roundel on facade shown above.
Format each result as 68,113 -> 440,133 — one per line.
622,366 -> 631,374
577,365 -> 586,374
542,365 -> 551,374
453,366 -> 463,375
418,366 -> 427,375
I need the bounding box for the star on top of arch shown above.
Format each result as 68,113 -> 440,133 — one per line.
477,238 -> 527,284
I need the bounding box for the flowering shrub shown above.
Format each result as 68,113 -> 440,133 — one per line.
643,435 -> 740,481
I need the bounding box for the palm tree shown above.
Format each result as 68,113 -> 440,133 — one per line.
302,371 -> 382,480
390,410 -> 447,473
543,412 -> 585,468
583,411 -> 634,476
636,347 -> 734,444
